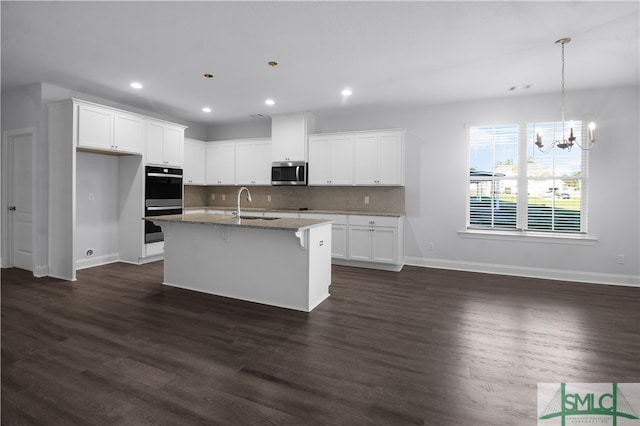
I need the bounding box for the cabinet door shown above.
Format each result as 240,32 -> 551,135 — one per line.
331,224 -> 348,259
184,139 -> 205,184
353,134 -> 378,185
235,141 -> 254,184
309,135 -> 353,185
377,132 -> 403,185
371,227 -> 397,263
271,114 -> 308,162
308,137 -> 330,185
206,143 -> 235,185
253,140 -> 272,185
146,122 -> 165,165
78,104 -> 113,150
113,112 -> 144,154
164,126 -> 183,167
348,226 -> 372,261
328,136 -> 354,185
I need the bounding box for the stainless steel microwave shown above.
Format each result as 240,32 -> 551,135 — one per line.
271,161 -> 307,186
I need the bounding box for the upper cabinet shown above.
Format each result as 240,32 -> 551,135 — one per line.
308,134 -> 354,185
74,99 -> 186,162
206,142 -> 236,185
308,129 -> 405,186
77,104 -> 143,154
114,112 -> 145,154
77,103 -> 113,150
235,138 -> 272,185
353,130 -> 405,185
183,139 -> 206,185
271,113 -> 315,162
145,120 -> 185,167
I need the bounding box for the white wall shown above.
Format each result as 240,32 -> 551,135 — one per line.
75,152 -> 120,267
314,86 -> 640,285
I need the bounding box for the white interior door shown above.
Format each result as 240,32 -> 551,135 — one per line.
8,131 -> 34,271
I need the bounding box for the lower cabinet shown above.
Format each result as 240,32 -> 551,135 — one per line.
300,213 -> 348,259
347,215 -> 400,264
183,209 -> 403,270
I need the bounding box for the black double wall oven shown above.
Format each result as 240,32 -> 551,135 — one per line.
145,166 -> 183,244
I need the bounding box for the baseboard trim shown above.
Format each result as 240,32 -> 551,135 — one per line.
404,256 -> 639,287
332,258 -> 404,272
75,253 -> 120,270
33,264 -> 49,277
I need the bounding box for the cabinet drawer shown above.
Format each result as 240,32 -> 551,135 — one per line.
348,215 -> 398,228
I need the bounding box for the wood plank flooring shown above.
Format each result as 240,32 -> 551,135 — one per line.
2,263 -> 639,425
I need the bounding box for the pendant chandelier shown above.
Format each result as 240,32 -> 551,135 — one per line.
534,38 -> 596,153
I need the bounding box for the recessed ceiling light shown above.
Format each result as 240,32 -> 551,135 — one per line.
202,107 -> 212,113
130,82 -> 143,89
203,73 -> 214,78
265,99 -> 275,106
341,88 -> 352,96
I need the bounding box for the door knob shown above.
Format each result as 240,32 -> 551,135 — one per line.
8,206 -> 16,211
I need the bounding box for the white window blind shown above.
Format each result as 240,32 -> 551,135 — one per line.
468,121 -> 588,234
469,125 -> 519,230
526,121 -> 587,232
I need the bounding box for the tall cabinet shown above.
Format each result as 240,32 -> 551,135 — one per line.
48,98 -> 186,281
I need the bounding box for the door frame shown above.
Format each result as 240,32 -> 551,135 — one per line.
2,127 -> 37,272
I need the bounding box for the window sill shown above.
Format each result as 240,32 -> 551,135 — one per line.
458,229 -> 598,246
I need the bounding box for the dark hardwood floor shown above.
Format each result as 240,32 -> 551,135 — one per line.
2,262 -> 639,425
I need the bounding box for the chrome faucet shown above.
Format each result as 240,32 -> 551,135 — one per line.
236,186 -> 252,219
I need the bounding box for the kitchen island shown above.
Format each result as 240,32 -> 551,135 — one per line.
146,213 -> 332,312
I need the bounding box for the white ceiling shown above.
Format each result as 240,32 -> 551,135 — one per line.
2,1 -> 638,127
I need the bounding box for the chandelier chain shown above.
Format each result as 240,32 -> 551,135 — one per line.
560,40 -> 566,142
535,37 -> 595,153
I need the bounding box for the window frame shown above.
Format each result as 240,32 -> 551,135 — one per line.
466,120 -> 591,239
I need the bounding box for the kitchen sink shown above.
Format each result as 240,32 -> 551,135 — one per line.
238,216 -> 280,221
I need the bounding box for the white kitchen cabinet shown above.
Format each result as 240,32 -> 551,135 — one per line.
206,142 -> 235,185
300,213 -> 348,259
113,112 -> 145,153
353,130 -> 404,185
347,215 -> 401,264
271,113 -> 315,162
77,104 -> 144,154
235,138 -> 271,185
146,120 -> 184,167
308,134 -> 354,185
183,139 -> 206,185
77,103 -> 113,151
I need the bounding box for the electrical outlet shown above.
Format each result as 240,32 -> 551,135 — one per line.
267,195 -> 271,202
617,255 -> 625,264
211,194 -> 215,200
221,194 -> 225,201
364,196 -> 370,204
88,192 -> 95,201
428,242 -> 434,251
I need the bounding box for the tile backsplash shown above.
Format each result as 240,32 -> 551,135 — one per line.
184,185 -> 405,214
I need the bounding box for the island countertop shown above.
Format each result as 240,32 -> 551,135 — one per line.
145,212 -> 332,231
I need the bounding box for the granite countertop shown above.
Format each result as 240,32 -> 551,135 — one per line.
145,213 -> 332,231
183,206 -> 405,217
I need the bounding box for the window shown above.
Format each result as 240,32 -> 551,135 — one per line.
468,121 -> 588,234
